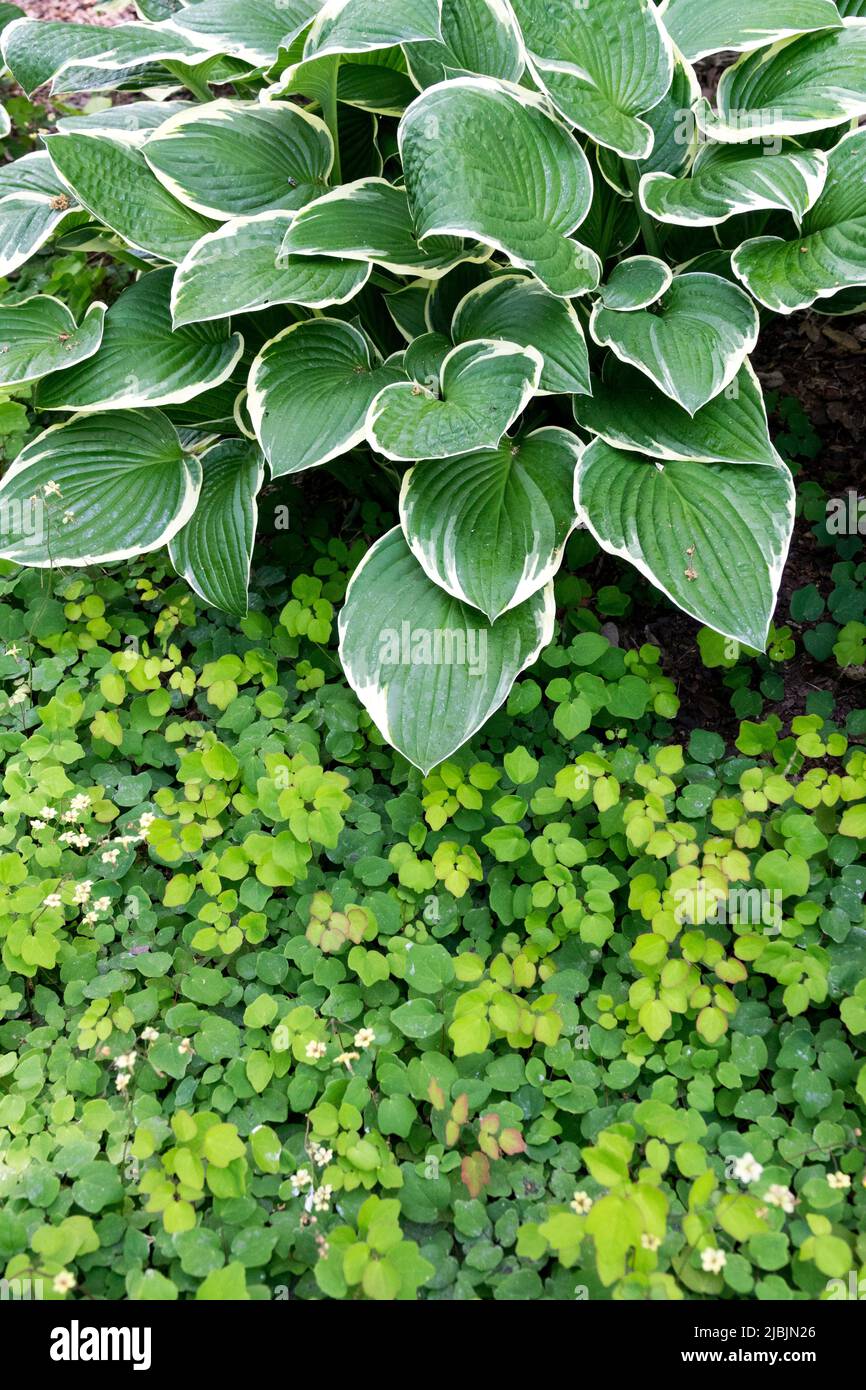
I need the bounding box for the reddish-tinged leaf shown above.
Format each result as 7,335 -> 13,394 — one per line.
479,1132 -> 501,1160
499,1128 -> 526,1156
461,1151 -> 491,1199
479,1112 -> 501,1135
451,1093 -> 470,1125
427,1078 -> 446,1111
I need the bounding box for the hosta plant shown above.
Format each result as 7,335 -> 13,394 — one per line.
1,0 -> 865,770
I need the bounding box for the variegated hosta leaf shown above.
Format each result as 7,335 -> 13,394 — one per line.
304,0 -> 442,59
279,177 -> 487,278
400,425 -> 580,620
510,0 -> 674,158
0,151 -> 81,278
732,128 -> 866,312
338,526 -> 555,773
660,0 -> 842,62
575,441 -> 795,649
403,0 -> 524,88
697,21 -> 866,143
400,77 -> 599,297
0,409 -> 201,566
36,267 -> 242,412
336,51 -> 418,115
248,317 -> 404,476
451,274 -> 590,395
169,438 -> 264,616
0,296 -> 105,387
171,212 -> 370,326
165,0 -> 323,67
0,16 -> 212,94
598,255 -> 672,311
367,339 -> 541,461
0,106 -> 9,139
640,142 -> 828,227
56,100 -> 193,144
144,100 -> 334,222
589,272 -> 760,416
45,132 -> 216,263
574,359 -> 780,467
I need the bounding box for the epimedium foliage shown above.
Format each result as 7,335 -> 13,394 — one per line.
1,0 -> 866,772
0,508 -> 865,1301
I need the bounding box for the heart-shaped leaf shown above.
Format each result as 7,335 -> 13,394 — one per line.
0,151 -> 81,276
144,99 -> 334,221
248,317 -> 404,476
732,128 -> 866,312
1,15 -> 212,94
403,0 -> 524,88
304,0 -> 442,59
45,131 -> 216,263
641,142 -> 828,227
36,267 -> 242,411
661,0 -> 842,62
367,339 -> 541,461
574,359 -> 779,466
165,0 -> 321,67
0,295 -> 105,386
512,0 -> 673,158
575,440 -> 795,649
169,439 -> 264,616
338,526 -> 554,772
280,177 -> 487,278
452,273 -> 591,395
589,272 -> 759,415
598,255 -> 672,311
697,22 -> 866,142
0,409 -> 201,565
400,76 -> 599,297
172,211 -> 370,326
400,425 -> 581,620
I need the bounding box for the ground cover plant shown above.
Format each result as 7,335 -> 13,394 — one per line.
0,468 -> 863,1302
1,1 -> 866,767
0,0 -> 865,1308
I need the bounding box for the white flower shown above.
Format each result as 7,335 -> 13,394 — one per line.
335,1050 -> 359,1069
309,1143 -> 333,1168
570,1191 -> 593,1215
178,1038 -> 194,1056
305,1039 -> 327,1060
115,1053 -> 136,1070
43,480 -> 62,497
40,806 -> 56,819
102,848 -> 120,865
354,1027 -> 375,1049
52,1270 -> 76,1294
43,892 -> 63,909
827,1171 -> 851,1191
74,835 -> 92,850
291,1168 -> 313,1195
73,880 -> 93,905
70,793 -> 91,814
734,1152 -> 764,1185
62,810 -> 77,823
641,1233 -> 661,1252
765,1184 -> 797,1214
312,1184 -> 333,1212
5,644 -> 19,660
31,820 -> 46,832
82,912 -> 97,926
93,896 -> 111,912
62,511 -> 74,525
140,1027 -> 160,1043
139,812 -> 156,830
701,1248 -> 726,1275
115,1072 -> 131,1092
